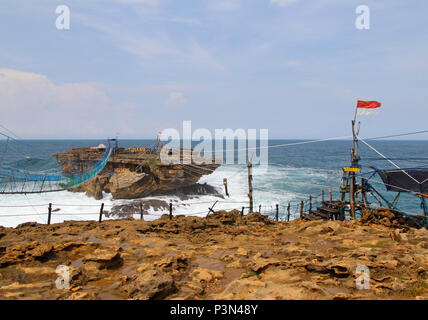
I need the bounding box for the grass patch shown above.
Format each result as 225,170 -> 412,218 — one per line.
242,269 -> 261,279
360,240 -> 393,249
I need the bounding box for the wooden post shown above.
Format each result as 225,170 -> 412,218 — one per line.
241,207 -> 244,217
47,203 -> 52,225
322,190 -> 325,203
140,202 -> 144,220
169,201 -> 173,220
259,205 -> 262,213
287,202 -> 291,221
247,160 -> 253,213
300,200 -> 304,219
361,178 -> 368,207
350,149 -> 356,219
341,172 -> 347,202
99,203 -> 104,223
207,201 -> 219,217
309,196 -> 312,212
275,204 -> 279,221
223,178 -> 230,197
329,187 -> 333,202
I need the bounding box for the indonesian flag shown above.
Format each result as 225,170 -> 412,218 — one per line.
356,100 -> 382,116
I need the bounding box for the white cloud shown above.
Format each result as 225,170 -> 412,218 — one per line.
75,13 -> 226,71
208,0 -> 241,11
166,92 -> 187,107
270,0 -> 297,7
0,69 -> 143,138
112,0 -> 161,5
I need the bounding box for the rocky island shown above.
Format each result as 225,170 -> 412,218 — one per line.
53,146 -> 220,200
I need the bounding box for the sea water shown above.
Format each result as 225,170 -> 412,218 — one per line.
1,139 -> 427,227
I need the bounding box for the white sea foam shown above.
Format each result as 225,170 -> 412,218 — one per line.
0,164 -> 339,227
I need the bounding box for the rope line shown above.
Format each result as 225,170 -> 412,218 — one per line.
358,136 -> 421,185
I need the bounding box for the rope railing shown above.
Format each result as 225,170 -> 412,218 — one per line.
0,197 -> 315,224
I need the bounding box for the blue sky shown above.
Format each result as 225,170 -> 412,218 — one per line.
0,0 -> 427,139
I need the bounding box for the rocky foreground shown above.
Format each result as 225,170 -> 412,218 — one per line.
0,211 -> 427,300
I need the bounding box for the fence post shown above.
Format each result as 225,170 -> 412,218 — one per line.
223,178 -> 230,197
247,160 -> 253,213
300,200 -> 304,219
99,203 -> 104,223
287,202 -> 291,221
241,207 -> 244,217
329,187 -> 333,202
47,203 -> 52,225
275,204 -> 279,221
169,201 -> 173,220
140,202 -> 144,220
309,195 -> 312,212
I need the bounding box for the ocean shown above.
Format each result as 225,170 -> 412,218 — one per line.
1,139 -> 428,227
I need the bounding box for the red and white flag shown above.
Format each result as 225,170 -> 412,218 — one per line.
356,100 -> 382,116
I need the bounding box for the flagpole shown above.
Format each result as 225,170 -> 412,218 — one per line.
353,104 -> 358,123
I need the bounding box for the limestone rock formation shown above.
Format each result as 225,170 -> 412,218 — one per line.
1,211 -> 427,300
53,147 -> 220,199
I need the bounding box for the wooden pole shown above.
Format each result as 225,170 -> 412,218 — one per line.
341,172 -> 347,202
206,200 -> 219,217
275,204 -> 279,221
322,190 -> 325,203
309,196 -> 312,212
140,202 -> 144,220
350,120 -> 360,220
169,201 -> 173,220
350,148 -> 356,219
361,178 -> 368,207
247,160 -> 253,213
241,207 -> 244,217
47,203 -> 52,225
223,178 -> 229,197
287,202 -> 291,221
329,187 -> 333,202
300,200 -> 304,219
99,203 -> 104,223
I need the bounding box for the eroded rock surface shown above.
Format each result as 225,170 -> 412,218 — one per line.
0,211 -> 427,300
54,148 -> 220,199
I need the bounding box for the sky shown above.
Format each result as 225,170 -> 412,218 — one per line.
0,0 -> 427,139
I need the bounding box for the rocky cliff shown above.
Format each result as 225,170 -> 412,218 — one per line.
0,211 -> 427,300
53,147 -> 220,200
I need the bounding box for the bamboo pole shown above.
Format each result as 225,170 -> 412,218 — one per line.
223,178 -> 230,197
99,203 -> 104,223
300,201 -> 304,219
140,202 -> 144,220
247,160 -> 253,213
47,203 -> 52,225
